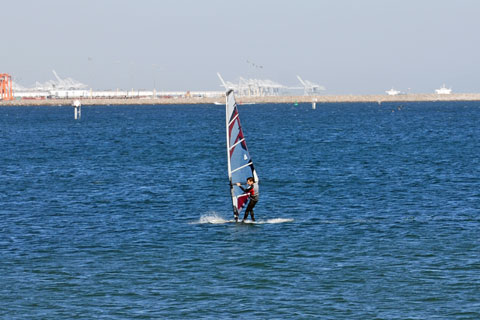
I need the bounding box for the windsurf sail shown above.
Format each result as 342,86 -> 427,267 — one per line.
225,90 -> 259,220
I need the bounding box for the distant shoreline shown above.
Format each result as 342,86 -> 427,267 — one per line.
3,93 -> 480,106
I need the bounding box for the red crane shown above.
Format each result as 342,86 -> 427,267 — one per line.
0,73 -> 13,100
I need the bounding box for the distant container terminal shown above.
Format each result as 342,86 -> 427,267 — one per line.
2,70 -> 478,106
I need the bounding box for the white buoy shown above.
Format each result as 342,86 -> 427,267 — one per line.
312,98 -> 317,110
72,100 -> 81,120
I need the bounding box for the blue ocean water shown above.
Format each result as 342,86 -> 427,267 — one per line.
0,102 -> 479,319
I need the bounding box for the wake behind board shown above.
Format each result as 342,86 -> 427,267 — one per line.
223,218 -> 294,225
226,219 -> 256,224
232,218 -> 294,224
194,214 -> 293,225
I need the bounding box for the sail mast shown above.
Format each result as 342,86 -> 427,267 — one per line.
226,90 -> 237,217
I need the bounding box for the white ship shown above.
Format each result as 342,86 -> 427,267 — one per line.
435,84 -> 452,95
385,88 -> 401,96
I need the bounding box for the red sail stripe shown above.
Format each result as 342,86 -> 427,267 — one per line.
228,108 -> 238,138
237,195 -> 249,211
230,127 -> 245,157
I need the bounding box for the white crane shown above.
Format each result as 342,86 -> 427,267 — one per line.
217,72 -> 285,97
33,70 -> 88,91
217,72 -> 236,91
296,75 -> 325,96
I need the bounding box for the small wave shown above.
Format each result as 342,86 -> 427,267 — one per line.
194,213 -> 230,224
259,218 -> 294,224
226,218 -> 294,224
192,214 -> 294,225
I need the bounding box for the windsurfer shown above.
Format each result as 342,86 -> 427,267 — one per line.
236,177 -> 259,222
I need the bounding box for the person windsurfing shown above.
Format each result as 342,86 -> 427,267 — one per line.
236,177 -> 259,222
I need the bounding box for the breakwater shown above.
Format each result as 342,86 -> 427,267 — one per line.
3,93 -> 480,106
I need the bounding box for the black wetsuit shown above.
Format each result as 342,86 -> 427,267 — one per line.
239,184 -> 258,221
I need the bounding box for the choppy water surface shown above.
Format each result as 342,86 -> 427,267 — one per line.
1,102 -> 479,319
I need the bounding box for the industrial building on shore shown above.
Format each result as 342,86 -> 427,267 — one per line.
6,70 -> 224,101
2,70 -> 327,102
1,70 -> 458,105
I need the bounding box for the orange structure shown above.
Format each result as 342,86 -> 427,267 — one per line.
0,73 -> 13,100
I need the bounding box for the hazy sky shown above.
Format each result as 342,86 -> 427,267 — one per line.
3,0 -> 480,94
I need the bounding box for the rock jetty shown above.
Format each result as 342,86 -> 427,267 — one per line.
2,93 -> 480,106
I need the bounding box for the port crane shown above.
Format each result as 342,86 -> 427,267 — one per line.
296,75 -> 325,96
0,73 -> 13,100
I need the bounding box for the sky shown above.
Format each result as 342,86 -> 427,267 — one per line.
2,0 -> 480,94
